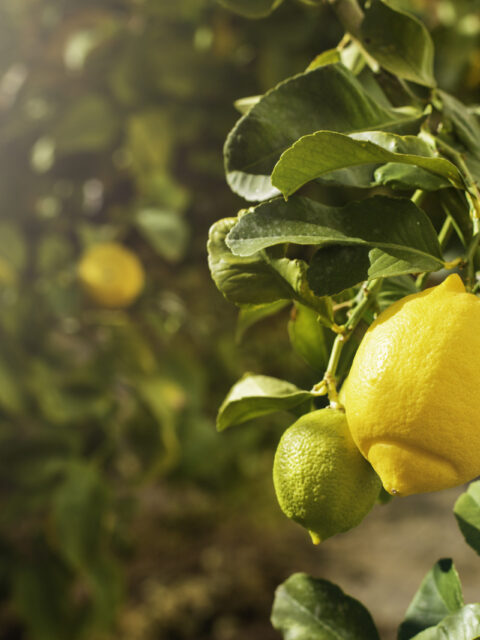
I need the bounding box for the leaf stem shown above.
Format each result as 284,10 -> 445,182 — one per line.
312,279 -> 382,406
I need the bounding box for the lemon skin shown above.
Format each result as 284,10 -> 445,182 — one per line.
343,274 -> 480,497
273,408 -> 381,543
78,242 -> 145,309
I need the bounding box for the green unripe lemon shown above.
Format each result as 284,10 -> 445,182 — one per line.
273,408 -> 381,543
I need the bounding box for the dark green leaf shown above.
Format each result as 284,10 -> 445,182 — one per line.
439,189 -> 473,248
374,163 -> 451,191
436,91 -> 480,157
271,572 -> 380,640
226,196 -> 444,277
454,479 -> 480,556
225,64 -> 419,201
361,0 -> 435,87
272,131 -> 462,197
208,218 -> 295,305
398,559 -> 464,640
217,374 -> 313,431
218,0 -> 284,18
367,248 -> 431,279
236,301 -> 290,342
308,246 -> 370,297
411,604 -> 480,640
87,557 -> 123,629
0,356 -> 24,414
13,559 -> 74,640
288,303 -> 334,373
52,463 -> 108,569
208,218 -> 331,315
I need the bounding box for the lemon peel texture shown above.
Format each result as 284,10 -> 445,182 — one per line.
78,242 -> 145,309
344,273 -> 480,497
273,408 -> 381,543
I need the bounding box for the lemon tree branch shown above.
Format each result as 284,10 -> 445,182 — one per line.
313,279 -> 382,405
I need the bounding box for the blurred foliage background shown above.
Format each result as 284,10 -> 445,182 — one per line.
0,0 -> 478,639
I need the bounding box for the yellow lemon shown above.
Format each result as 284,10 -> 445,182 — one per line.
78,242 -> 145,309
343,274 -> 480,497
273,408 -> 381,543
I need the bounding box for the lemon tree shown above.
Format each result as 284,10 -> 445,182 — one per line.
208,0 -> 480,637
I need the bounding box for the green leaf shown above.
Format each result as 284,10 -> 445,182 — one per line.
52,463 -> 108,570
236,301 -> 289,342
217,374 -> 313,431
86,556 -> 123,630
411,605 -> 480,640
306,49 -> 341,71
454,479 -> 480,556
367,248 -> 430,279
135,208 -> 189,263
361,0 -> 435,87
271,572 -> 380,640
398,559 -> 464,640
308,246 -> 370,297
218,0 -> 284,18
436,91 -> 480,157
53,95 -> 119,154
288,303 -> 333,373
225,64 -> 419,201
272,131 -> 462,197
208,218 -> 294,305
374,163 -> 451,191
207,218 -> 330,314
13,558 -> 74,640
226,196 -> 444,277
0,356 -> 24,414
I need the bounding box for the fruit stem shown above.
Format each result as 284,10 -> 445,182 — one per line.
312,279 -> 382,405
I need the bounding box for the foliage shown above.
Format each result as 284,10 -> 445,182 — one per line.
0,0 -> 342,637
208,0 -> 480,637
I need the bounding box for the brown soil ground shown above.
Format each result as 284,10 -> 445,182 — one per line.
118,480 -> 479,640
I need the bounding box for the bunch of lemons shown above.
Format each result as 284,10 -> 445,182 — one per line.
274,274 -> 480,542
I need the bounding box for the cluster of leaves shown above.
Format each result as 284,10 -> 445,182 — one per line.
209,0 -> 480,430
0,0 -> 342,638
208,0 -> 480,636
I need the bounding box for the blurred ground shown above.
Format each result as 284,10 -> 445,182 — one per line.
114,476 -> 480,640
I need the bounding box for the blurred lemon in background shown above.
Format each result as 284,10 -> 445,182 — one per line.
78,242 -> 145,308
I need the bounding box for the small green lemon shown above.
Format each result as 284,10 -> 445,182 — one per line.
343,274 -> 480,497
273,408 -> 381,543
78,242 -> 145,309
